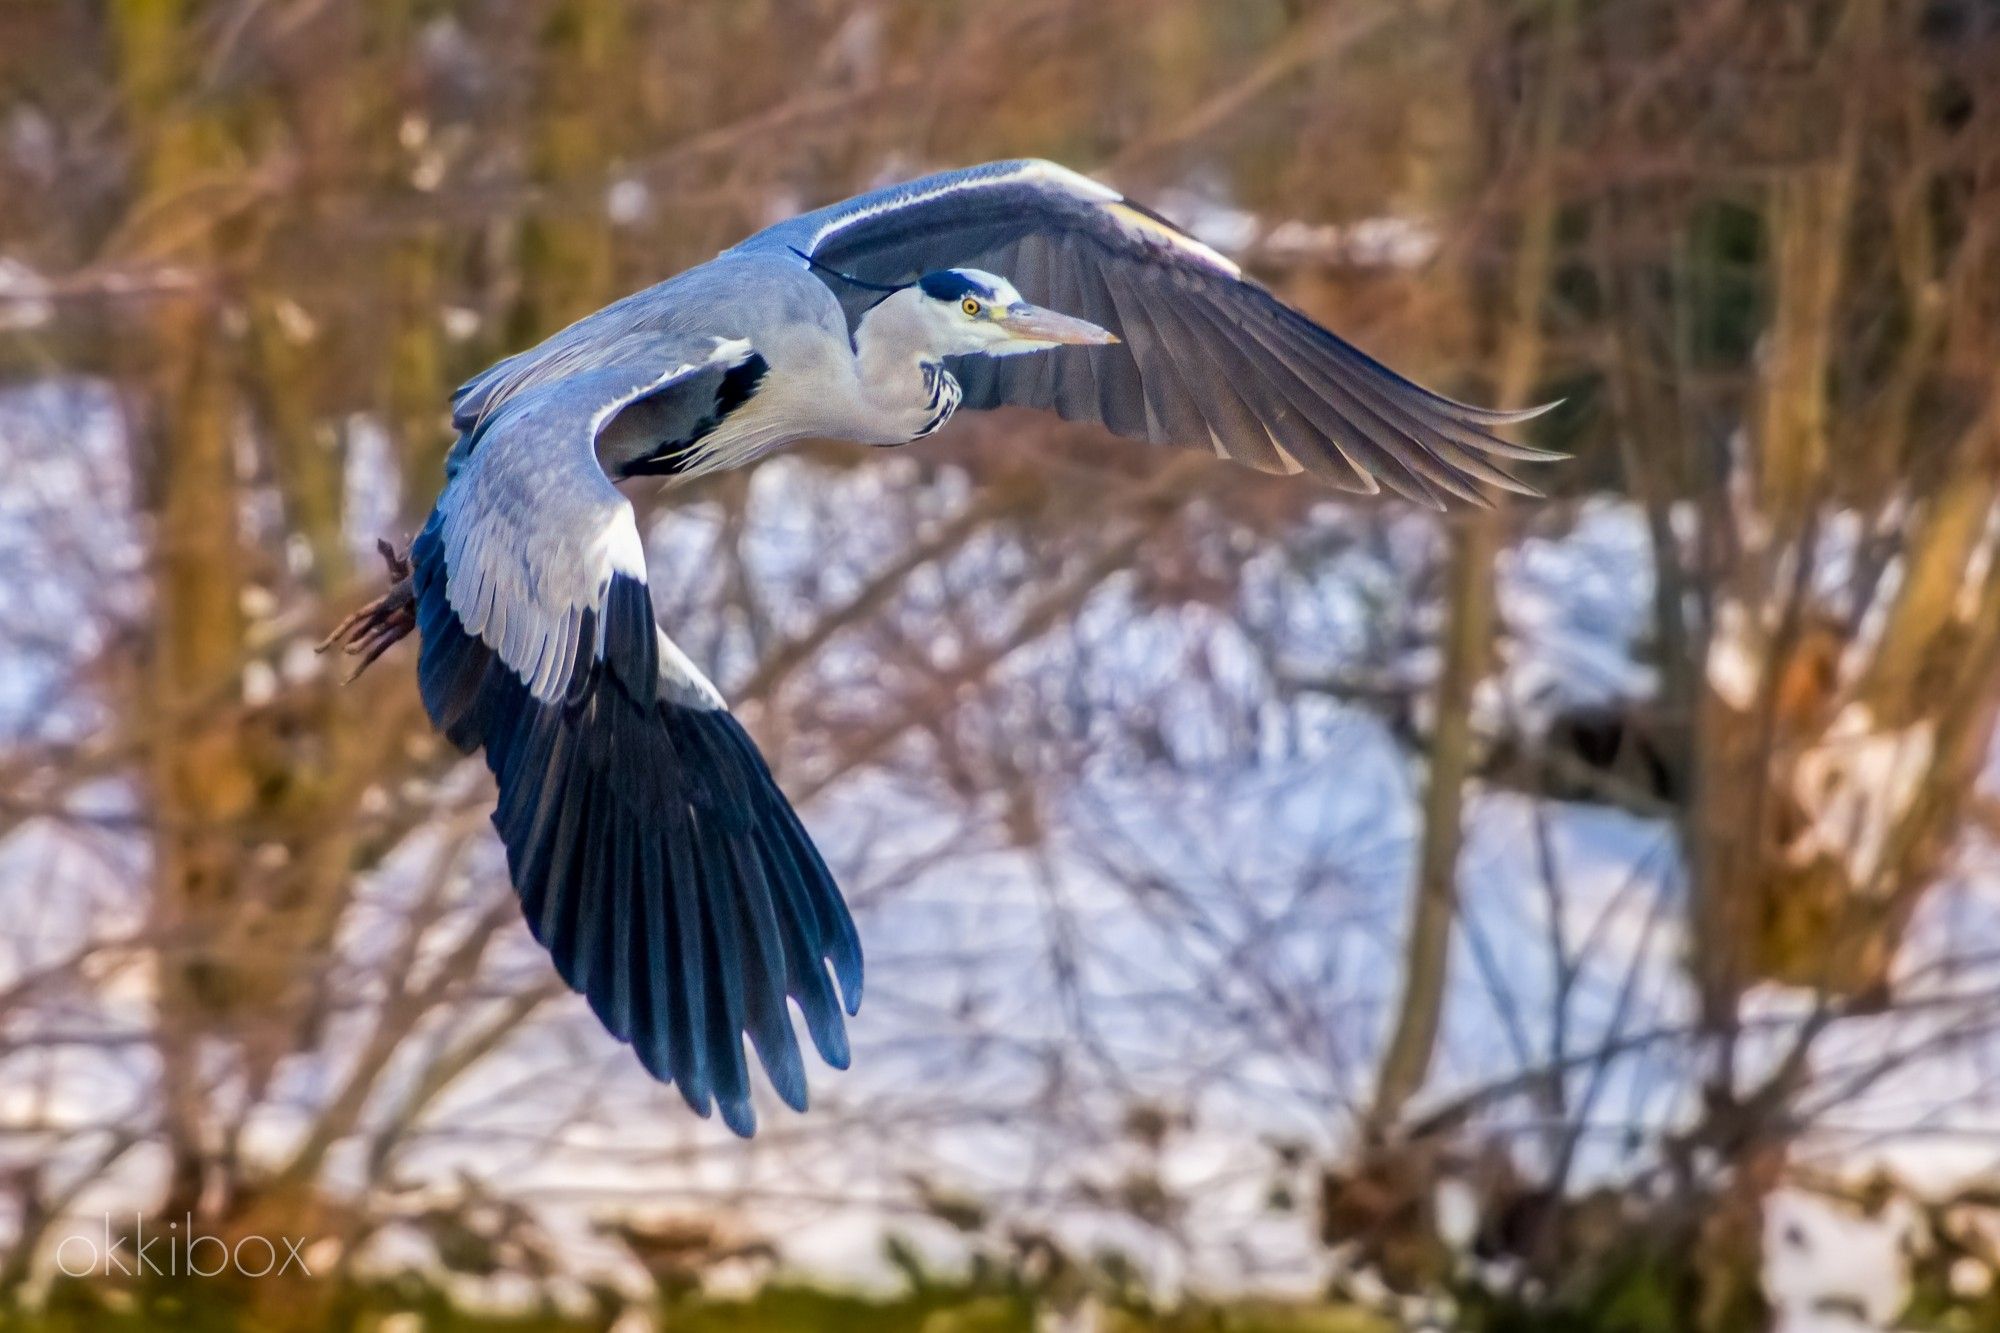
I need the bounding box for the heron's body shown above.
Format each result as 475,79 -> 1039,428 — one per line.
456,251 -> 970,480
453,256 -> 863,476
327,159 -> 1559,1137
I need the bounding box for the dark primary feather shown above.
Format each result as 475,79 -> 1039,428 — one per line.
776,160 -> 1559,507
614,352 -> 770,478
415,361 -> 860,1137
414,529 -> 862,1135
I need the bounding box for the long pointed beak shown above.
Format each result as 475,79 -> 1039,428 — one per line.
997,303 -> 1119,347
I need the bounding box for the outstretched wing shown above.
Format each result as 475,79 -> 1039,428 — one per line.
746,160 -> 1557,507
414,348 -> 861,1137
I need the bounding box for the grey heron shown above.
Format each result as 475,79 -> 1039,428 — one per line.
322,160 -> 1558,1136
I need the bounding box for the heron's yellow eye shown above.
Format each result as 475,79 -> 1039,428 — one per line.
961,297 -> 983,317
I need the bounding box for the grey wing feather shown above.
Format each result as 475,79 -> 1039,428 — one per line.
437,351 -> 737,700
438,362 -> 666,701
742,159 -> 1559,506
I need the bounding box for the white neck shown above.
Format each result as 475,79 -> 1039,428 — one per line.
853,292 -> 937,398
846,290 -> 956,443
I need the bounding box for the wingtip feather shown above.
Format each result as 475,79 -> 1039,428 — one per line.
718,1096 -> 757,1139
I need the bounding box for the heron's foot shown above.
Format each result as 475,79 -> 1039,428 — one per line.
318,539 -> 416,682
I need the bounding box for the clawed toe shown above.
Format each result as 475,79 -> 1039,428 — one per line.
318,539 -> 417,682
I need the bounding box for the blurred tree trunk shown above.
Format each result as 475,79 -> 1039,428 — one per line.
515,0 -> 629,339
388,227 -> 449,524
1691,0 -> 1873,1029
1371,0 -> 1567,1130
366,0 -> 456,525
1666,2 -> 2000,1327
110,0 -> 429,1254
1373,514 -> 1496,1126
111,0 -> 260,1220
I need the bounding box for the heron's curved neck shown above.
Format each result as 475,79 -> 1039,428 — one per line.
845,291 -> 961,442
852,292 -> 938,393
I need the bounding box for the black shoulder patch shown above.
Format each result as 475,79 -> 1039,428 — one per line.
620,352 -> 770,478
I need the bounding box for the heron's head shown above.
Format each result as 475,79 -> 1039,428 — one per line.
911,269 -> 1118,358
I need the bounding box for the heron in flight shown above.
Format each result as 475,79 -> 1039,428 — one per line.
324,160 -> 1556,1136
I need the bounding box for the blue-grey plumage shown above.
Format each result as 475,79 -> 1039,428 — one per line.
323,159 -> 1559,1138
